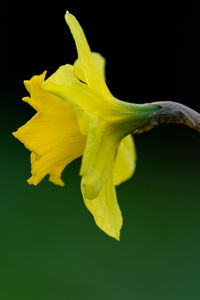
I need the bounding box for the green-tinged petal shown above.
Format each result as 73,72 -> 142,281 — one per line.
13,73 -> 85,185
82,171 -> 122,240
43,64 -> 160,198
114,134 -> 136,186
80,116 -> 120,199
65,12 -> 112,99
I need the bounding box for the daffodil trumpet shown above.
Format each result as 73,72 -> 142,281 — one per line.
13,12 -> 200,240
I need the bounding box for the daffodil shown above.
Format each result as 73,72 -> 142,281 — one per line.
13,12 -> 160,240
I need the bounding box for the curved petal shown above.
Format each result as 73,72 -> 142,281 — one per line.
28,153 -> 66,186
74,52 -> 106,83
80,117 -> 120,199
65,12 -> 112,99
91,52 -> 106,80
13,73 -> 85,185
49,164 -> 66,186
42,64 -> 101,135
82,171 -> 122,240
42,64 -> 101,113
114,134 -> 136,186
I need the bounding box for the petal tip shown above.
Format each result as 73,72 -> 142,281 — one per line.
49,176 -> 65,187
24,80 -> 30,92
27,177 -> 36,185
27,175 -> 41,186
110,231 -> 120,241
65,10 -> 72,24
12,130 -> 20,140
65,10 -> 70,16
104,229 -> 121,241
115,235 -> 120,242
22,96 -> 30,103
12,131 -> 17,138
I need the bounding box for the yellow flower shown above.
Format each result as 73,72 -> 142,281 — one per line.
13,12 -> 160,240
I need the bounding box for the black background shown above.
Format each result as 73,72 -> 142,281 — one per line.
1,1 -> 199,111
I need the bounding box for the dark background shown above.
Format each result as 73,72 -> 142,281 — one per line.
2,1 -> 200,109
1,1 -> 200,299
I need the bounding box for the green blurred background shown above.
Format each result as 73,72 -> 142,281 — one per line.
1,2 -> 200,299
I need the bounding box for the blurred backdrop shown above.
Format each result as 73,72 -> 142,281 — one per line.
1,1 -> 200,299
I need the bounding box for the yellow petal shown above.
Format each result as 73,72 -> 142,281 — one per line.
42,64 -> 102,135
74,52 -> 106,82
42,64 -> 101,113
65,12 -> 112,99
80,117 -> 120,199
49,165 -> 66,186
114,134 -> 136,186
82,171 -> 122,240
28,153 -> 66,186
13,73 -> 85,185
91,52 -> 106,80
29,153 -> 67,186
